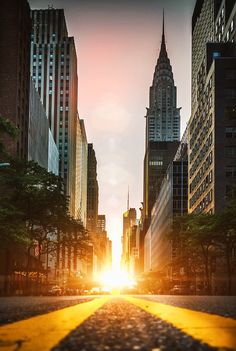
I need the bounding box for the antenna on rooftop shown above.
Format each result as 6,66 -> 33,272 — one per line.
48,3 -> 54,9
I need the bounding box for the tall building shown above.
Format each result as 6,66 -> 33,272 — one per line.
28,80 -> 59,174
121,208 -> 137,273
97,215 -> 106,233
143,14 -> 180,225
31,9 -> 78,213
189,0 -> 236,214
87,143 -> 99,233
0,0 -> 31,159
146,13 -> 180,145
143,141 -> 180,223
144,160 -> 188,277
74,117 -> 88,224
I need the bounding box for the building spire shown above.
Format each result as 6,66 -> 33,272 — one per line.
162,9 -> 165,44
127,186 -> 130,210
158,8 -> 168,62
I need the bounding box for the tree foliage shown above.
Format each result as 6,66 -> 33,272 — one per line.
170,200 -> 236,295
0,115 -> 19,157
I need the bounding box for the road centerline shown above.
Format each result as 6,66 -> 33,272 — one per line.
0,296 -> 110,351
124,296 -> 236,350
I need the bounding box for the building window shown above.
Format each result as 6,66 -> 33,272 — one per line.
226,166 -> 236,178
225,88 -> 236,98
226,127 -> 236,138
230,20 -> 234,32
225,146 -> 236,157
149,161 -> 163,166
225,106 -> 236,119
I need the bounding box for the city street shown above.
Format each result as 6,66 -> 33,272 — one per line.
0,295 -> 236,351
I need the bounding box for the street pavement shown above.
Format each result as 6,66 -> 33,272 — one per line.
0,295 -> 235,351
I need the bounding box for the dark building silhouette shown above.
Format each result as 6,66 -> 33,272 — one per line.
0,0 -> 31,159
189,0 -> 236,214
144,129 -> 188,278
87,143 -> 99,233
144,141 -> 179,222
189,0 -> 236,294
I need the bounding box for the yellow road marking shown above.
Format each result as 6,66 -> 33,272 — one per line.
124,296 -> 236,350
0,297 -> 110,350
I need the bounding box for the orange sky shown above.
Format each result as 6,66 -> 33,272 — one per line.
30,0 -> 196,267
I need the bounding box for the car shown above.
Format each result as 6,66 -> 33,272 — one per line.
48,285 -> 62,296
169,284 -> 189,295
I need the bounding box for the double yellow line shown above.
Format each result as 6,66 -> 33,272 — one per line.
124,296 -> 236,350
0,297 -> 109,351
0,296 -> 235,350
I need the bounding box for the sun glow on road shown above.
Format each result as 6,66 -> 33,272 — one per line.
98,269 -> 137,294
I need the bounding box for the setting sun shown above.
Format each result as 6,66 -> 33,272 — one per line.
98,269 -> 137,293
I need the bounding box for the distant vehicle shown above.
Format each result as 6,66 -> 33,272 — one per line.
48,285 -> 62,296
169,284 -> 189,295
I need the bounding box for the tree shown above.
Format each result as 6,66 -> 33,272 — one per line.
213,199 -> 236,295
0,159 -> 89,294
0,115 -> 18,159
171,214 -> 219,294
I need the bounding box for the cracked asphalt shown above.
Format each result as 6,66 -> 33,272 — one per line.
52,298 -> 217,351
0,295 -> 235,351
0,296 -> 92,325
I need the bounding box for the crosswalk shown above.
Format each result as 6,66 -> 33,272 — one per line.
0,296 -> 235,351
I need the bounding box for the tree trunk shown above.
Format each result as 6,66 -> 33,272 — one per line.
25,246 -> 31,295
4,247 -> 10,295
226,243 -> 232,295
201,244 -> 211,295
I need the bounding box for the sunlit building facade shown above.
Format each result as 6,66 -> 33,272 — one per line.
31,9 -> 78,214
189,0 -> 236,214
74,117 -> 88,225
121,208 -> 137,273
28,80 -> 59,174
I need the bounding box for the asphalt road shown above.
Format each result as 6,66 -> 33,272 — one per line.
0,295 -> 235,351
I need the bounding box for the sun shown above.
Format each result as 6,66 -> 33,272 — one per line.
98,269 -> 136,294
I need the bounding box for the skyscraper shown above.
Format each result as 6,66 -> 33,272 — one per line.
87,143 -> 99,233
31,9 -> 78,214
121,208 -> 137,273
146,13 -> 180,145
0,0 -> 31,159
74,118 -> 88,225
189,0 -> 236,214
143,14 -> 180,225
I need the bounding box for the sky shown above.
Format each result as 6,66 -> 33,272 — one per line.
29,0 -> 196,268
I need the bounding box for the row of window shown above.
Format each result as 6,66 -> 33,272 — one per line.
149,161 -> 163,166
190,115 -> 212,161
225,146 -> 236,157
190,151 -> 213,190
226,165 -> 236,178
190,133 -> 213,177
190,94 -> 213,143
190,189 -> 213,211
190,170 -> 213,206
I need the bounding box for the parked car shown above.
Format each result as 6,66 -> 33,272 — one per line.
48,285 -> 62,296
169,284 -> 189,295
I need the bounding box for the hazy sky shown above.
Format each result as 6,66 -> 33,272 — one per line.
29,0 -> 196,267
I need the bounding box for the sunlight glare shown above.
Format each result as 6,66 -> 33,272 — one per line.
98,269 -> 136,294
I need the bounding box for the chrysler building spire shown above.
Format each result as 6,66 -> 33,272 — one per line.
146,12 -> 180,143
162,9 -> 165,46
